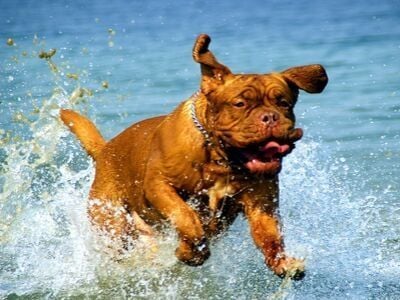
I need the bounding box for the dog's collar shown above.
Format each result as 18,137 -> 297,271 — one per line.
189,92 -> 230,164
189,91 -> 213,147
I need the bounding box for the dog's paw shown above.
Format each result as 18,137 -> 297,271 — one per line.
272,257 -> 305,281
175,239 -> 210,266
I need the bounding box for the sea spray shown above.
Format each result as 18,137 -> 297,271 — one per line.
1,35 -> 398,300
0,84 -> 383,298
1,88 -> 394,298
0,84 -> 313,298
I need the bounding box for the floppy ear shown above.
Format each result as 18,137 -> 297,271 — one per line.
282,64 -> 328,93
192,34 -> 232,94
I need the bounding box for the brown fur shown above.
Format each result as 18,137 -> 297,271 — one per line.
60,34 -> 328,279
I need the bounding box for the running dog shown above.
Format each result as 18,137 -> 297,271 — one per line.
60,34 -> 328,279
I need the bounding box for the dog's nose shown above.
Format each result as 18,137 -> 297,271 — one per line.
261,112 -> 280,126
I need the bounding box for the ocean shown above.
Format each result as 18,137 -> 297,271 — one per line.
0,0 -> 399,298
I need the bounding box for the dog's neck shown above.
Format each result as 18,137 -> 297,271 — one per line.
189,91 -> 229,164
189,91 -> 212,147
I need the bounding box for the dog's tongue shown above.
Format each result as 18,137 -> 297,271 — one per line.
262,141 -> 290,157
242,141 -> 291,173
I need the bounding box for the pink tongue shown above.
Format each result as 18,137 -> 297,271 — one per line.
262,141 -> 290,157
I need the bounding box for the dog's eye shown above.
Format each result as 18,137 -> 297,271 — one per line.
232,99 -> 246,108
277,98 -> 291,109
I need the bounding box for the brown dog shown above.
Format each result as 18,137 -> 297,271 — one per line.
60,34 -> 328,279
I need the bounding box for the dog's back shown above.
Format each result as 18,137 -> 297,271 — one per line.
92,116 -> 165,215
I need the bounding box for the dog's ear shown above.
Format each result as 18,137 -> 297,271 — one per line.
193,34 -> 232,94
281,64 -> 328,93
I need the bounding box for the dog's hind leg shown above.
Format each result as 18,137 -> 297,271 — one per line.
88,196 -> 156,248
88,197 -> 136,245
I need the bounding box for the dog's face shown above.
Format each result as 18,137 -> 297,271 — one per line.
193,34 -> 328,175
205,73 -> 303,175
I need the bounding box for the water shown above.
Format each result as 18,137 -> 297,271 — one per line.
1,0 -> 399,298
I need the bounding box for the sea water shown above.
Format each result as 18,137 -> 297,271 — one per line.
0,0 -> 399,298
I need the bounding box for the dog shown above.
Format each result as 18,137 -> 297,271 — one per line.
60,34 -> 328,280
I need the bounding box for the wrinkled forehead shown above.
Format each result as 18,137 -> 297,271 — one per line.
218,73 -> 295,99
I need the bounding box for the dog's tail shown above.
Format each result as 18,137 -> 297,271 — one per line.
60,109 -> 106,160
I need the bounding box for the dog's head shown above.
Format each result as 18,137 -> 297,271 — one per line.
193,34 -> 328,175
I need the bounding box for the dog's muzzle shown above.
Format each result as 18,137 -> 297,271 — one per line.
228,128 -> 303,174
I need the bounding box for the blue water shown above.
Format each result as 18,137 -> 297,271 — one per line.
1,0 -> 399,298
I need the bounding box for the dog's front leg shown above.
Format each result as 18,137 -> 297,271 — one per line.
241,182 -> 305,280
144,177 -> 210,266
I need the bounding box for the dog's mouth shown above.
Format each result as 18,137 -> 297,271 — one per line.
225,128 -> 303,175
234,141 -> 293,174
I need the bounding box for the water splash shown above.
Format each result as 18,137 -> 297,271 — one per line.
0,88 -> 93,295
280,140 -> 400,298
1,93 -> 398,298
0,51 -> 398,299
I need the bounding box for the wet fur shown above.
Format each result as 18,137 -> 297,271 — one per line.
60,34 -> 328,279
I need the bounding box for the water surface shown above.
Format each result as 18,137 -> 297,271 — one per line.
1,0 -> 399,298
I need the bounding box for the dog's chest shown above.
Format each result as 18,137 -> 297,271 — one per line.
195,166 -> 242,234
198,161 -> 242,212
206,179 -> 237,211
